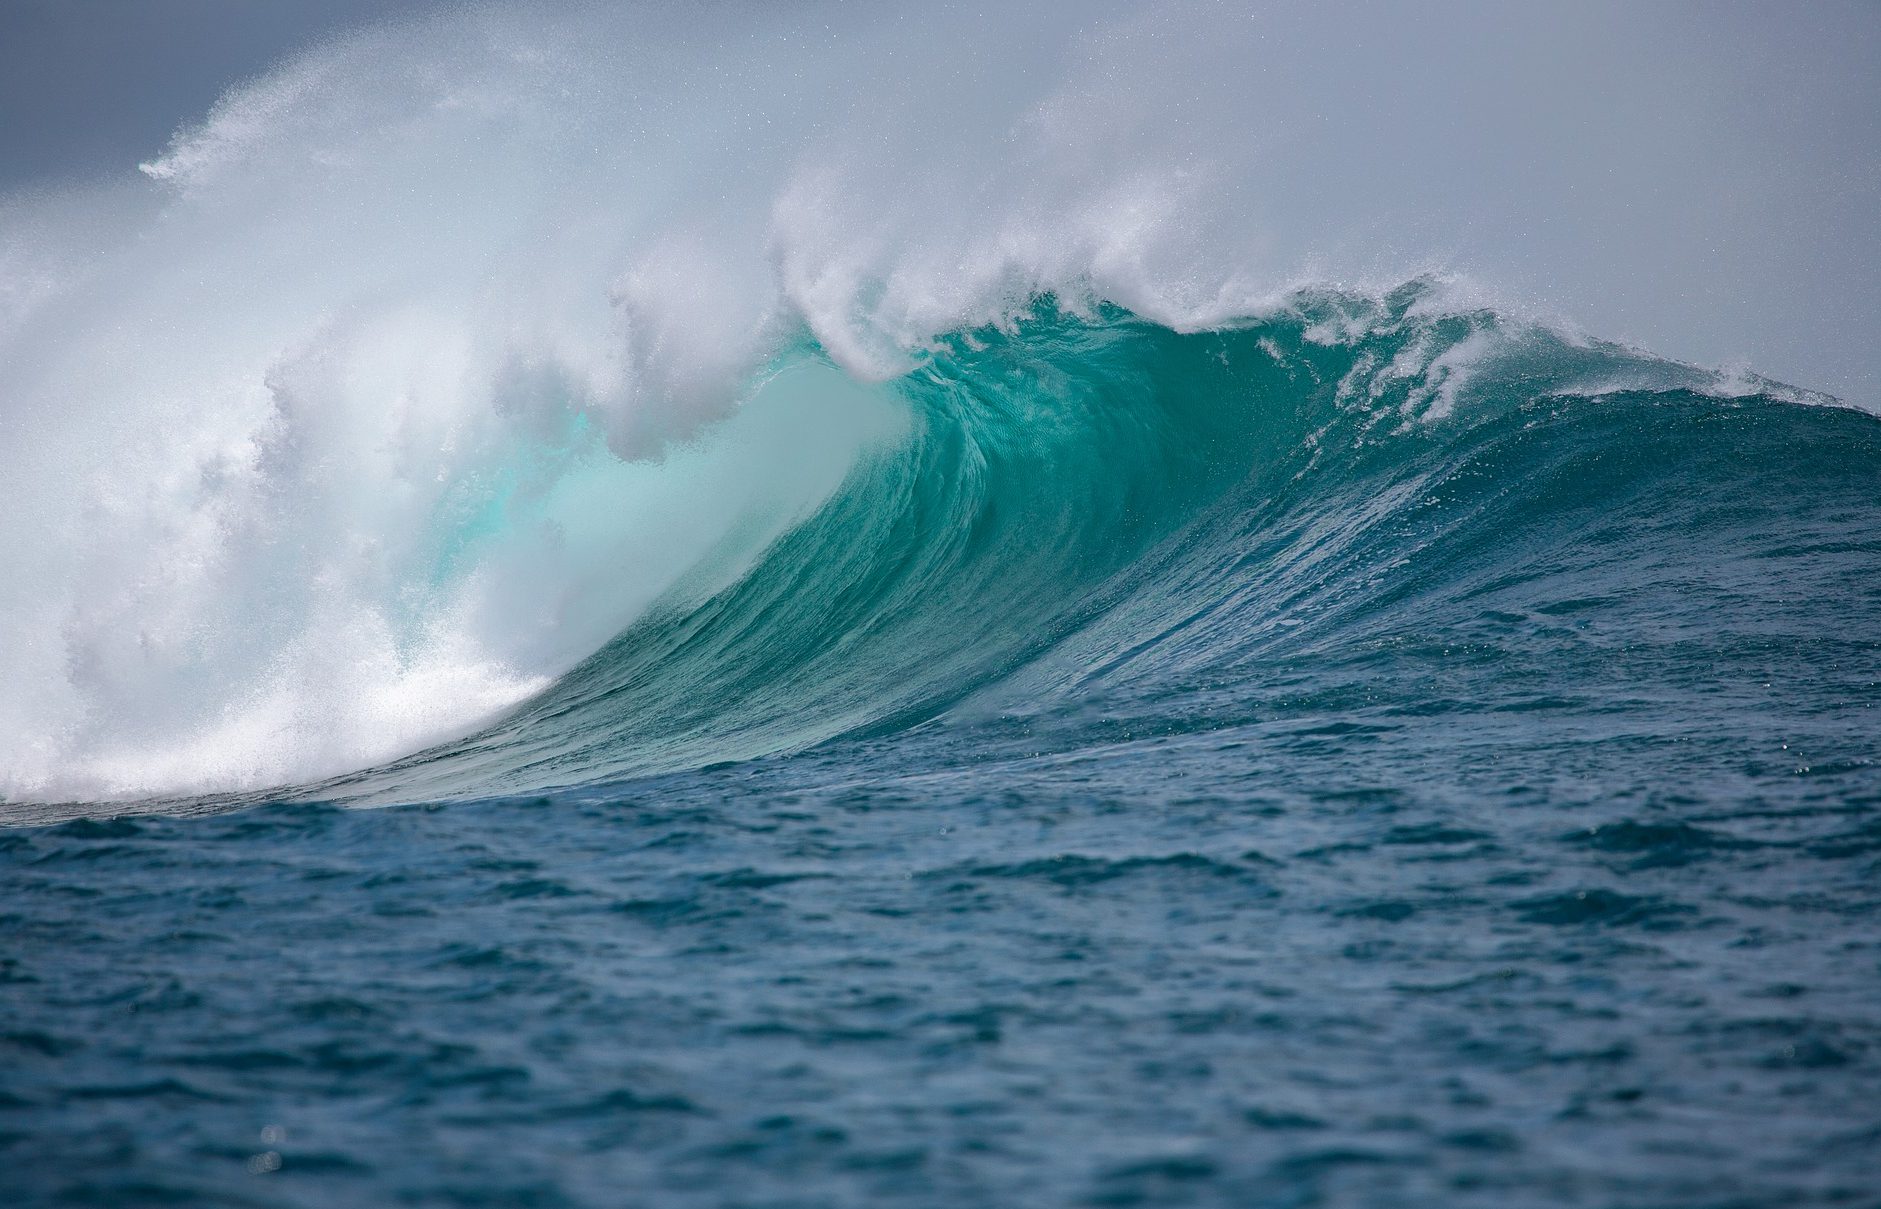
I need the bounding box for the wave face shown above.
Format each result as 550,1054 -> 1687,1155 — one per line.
6,274 -> 1880,814
306,284 -> 1877,810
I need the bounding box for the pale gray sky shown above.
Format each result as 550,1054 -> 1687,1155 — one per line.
2,1 -> 1876,400
0,0 -> 430,188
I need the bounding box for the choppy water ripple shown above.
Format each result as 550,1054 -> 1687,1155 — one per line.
5,724 -> 1880,1206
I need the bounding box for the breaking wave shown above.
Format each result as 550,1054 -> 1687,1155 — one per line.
0,1 -> 1871,811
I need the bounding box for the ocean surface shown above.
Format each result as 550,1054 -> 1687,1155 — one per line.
5,288 -> 1880,1206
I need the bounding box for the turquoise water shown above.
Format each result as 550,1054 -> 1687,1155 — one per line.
4,287 -> 1880,1205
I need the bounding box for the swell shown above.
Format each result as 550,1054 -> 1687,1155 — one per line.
303,283 -> 1879,807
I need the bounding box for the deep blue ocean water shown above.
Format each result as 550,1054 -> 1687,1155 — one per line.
5,291 -> 1880,1206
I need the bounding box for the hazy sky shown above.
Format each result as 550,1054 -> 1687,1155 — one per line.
0,0 -> 430,189
1,0 -> 1877,400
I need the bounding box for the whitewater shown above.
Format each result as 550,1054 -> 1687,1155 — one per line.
2,3 -> 1879,1206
